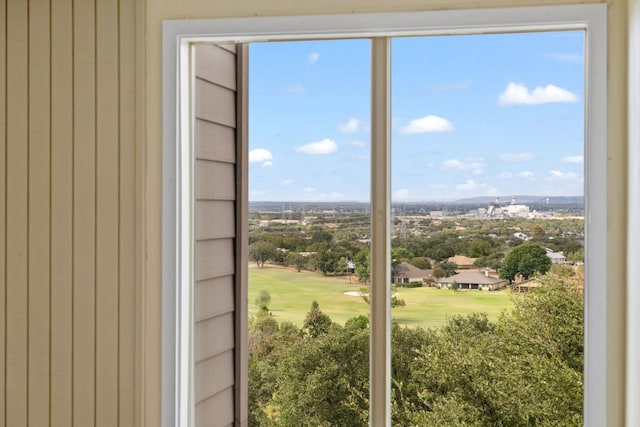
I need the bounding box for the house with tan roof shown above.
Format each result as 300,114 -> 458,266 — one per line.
438,270 -> 507,291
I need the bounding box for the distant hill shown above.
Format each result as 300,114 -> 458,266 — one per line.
452,195 -> 584,205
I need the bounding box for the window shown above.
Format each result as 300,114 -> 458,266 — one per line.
162,5 -> 607,426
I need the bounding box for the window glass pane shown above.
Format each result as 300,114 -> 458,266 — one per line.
247,39 -> 372,426
390,32 -> 585,426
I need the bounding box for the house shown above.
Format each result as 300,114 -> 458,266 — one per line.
0,0 -> 637,425
447,254 -> 477,269
437,270 -> 507,291
391,262 -> 433,284
545,248 -> 568,264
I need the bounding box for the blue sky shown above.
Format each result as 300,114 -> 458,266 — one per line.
248,32 -> 584,202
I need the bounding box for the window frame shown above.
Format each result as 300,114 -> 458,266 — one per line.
162,5 -> 607,427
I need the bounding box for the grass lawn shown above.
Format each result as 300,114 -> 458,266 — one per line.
249,264 -> 514,329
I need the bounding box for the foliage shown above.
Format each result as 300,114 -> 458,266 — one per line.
500,244 -> 552,282
249,275 -> 584,426
303,301 -> 333,338
433,261 -> 458,279
410,256 -> 432,269
255,290 -> 271,316
249,240 -> 278,268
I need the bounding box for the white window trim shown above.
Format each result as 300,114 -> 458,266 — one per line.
162,5 -> 607,427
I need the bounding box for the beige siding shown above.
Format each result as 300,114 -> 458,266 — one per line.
193,43 -> 243,427
0,0 -> 5,423
2,0 -> 138,425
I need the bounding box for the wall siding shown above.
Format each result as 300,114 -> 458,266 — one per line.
2,0 -> 138,425
193,43 -> 241,427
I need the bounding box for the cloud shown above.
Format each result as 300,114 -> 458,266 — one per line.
499,153 -> 533,162
308,52 -> 320,64
498,82 -> 578,106
280,179 -> 293,186
295,138 -> 338,155
249,148 -> 274,167
561,155 -> 584,164
456,180 -> 478,192
401,115 -> 454,134
304,186 -> 315,193
338,118 -> 364,134
519,171 -> 536,180
499,171 -> 513,179
393,189 -> 411,201
548,170 -> 580,181
441,157 -> 485,175
286,83 -> 305,93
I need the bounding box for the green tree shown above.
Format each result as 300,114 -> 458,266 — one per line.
286,251 -> 308,272
249,240 -> 278,268
410,256 -> 432,270
468,239 -> 491,257
433,260 -> 457,279
500,244 -> 552,283
303,301 -> 333,338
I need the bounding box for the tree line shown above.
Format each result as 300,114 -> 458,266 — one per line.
248,274 -> 583,426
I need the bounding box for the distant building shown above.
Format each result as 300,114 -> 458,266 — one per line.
391,262 -> 433,284
545,248 -> 568,264
437,270 -> 507,291
447,255 -> 477,269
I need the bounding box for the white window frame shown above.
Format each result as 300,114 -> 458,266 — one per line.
162,5 -> 607,427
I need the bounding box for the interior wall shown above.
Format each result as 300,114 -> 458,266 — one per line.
1,0 -> 138,425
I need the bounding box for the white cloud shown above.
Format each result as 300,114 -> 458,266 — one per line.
401,115 -> 454,134
295,138 -> 338,155
498,82 -> 578,106
499,152 -> 533,162
548,170 -> 580,181
304,186 -> 315,193
308,52 -> 320,64
519,171 -> 536,180
338,118 -> 364,134
441,157 -> 485,175
286,83 -> 305,93
249,148 -> 274,167
456,180 -> 478,192
280,179 -> 293,186
499,171 -> 513,179
561,155 -> 584,164
393,189 -> 411,201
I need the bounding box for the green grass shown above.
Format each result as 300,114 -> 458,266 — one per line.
249,264 -> 514,329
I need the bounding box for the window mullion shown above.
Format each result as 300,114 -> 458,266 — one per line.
370,36 -> 391,427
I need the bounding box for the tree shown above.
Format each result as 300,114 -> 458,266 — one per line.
433,261 -> 457,279
410,256 -> 432,270
303,301 -> 333,338
287,251 -> 308,272
255,290 -> 271,316
249,240 -> 278,268
500,244 -> 552,283
468,240 -> 491,258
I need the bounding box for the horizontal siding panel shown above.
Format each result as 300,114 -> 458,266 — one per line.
194,313 -> 234,363
195,160 -> 235,201
195,276 -> 234,322
195,239 -> 235,281
195,78 -> 236,127
195,387 -> 234,427
195,200 -> 235,240
195,44 -> 236,91
194,350 -> 235,403
194,119 -> 236,163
